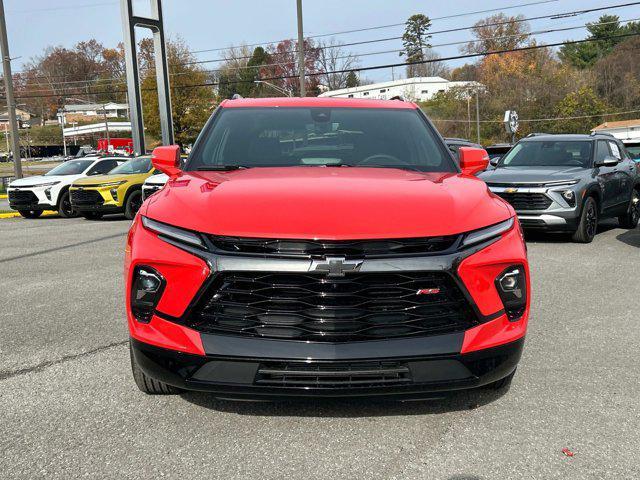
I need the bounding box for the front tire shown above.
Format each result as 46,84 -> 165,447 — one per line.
18,209 -> 43,219
572,196 -> 598,243
81,211 -> 103,220
124,190 -> 142,220
57,191 -> 77,218
130,343 -> 182,395
618,189 -> 639,229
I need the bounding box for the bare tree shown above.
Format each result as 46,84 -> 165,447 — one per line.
409,49 -> 450,78
316,38 -> 360,90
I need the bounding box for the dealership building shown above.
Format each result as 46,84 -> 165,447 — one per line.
318,76 -> 481,102
591,119 -> 640,143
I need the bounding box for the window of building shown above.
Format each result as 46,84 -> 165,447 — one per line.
363,92 -> 369,96
421,90 -> 428,94
347,94 -> 354,98
379,89 -> 386,93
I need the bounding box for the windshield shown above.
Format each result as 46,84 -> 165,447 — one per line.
44,159 -> 94,176
188,107 -> 456,173
626,144 -> 640,160
108,157 -> 151,174
499,140 -> 592,168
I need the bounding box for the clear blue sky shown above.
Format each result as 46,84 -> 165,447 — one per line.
5,0 -> 636,81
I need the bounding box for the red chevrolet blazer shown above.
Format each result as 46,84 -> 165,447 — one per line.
125,97 -> 529,400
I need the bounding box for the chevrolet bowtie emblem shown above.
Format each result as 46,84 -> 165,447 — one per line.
505,187 -> 518,193
309,256 -> 363,277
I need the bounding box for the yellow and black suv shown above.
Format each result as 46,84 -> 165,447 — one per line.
70,156 -> 156,220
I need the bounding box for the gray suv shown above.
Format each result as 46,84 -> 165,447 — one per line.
479,133 -> 639,242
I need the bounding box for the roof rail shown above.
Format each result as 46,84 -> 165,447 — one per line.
590,131 -> 616,138
526,132 -> 548,138
231,94 -> 243,100
389,95 -> 405,101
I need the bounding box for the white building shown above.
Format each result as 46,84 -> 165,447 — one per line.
591,119 -> 640,144
64,102 -> 129,119
318,77 -> 481,102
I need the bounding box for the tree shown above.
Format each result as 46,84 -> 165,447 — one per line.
264,38 -> 320,96
559,15 -> 640,69
345,70 -> 359,88
450,63 -> 477,81
141,38 -> 215,147
463,14 -> 530,54
593,36 -> 640,110
399,14 -> 432,78
416,50 -> 450,78
553,87 -> 609,133
316,39 -> 359,90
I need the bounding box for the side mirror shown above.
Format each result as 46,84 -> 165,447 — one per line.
489,156 -> 500,166
151,145 -> 182,177
594,156 -> 619,168
459,147 -> 490,176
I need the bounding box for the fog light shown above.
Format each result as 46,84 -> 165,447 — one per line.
561,190 -> 576,207
495,265 -> 527,321
110,188 -> 118,201
131,266 -> 165,322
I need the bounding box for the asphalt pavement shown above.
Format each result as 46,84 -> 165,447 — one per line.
1,215 -> 639,479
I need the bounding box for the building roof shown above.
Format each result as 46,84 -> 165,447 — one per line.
220,97 -> 418,109
64,102 -> 128,112
318,77 -> 480,97
592,119 -> 640,130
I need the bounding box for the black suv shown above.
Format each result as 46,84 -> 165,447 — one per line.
479,133 -> 639,242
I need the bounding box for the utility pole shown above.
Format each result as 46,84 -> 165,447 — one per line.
296,0 -> 305,97
0,0 -> 22,178
475,89 -> 480,145
102,105 -> 110,146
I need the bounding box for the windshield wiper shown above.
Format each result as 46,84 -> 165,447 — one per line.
196,165 -> 250,171
354,164 -> 423,172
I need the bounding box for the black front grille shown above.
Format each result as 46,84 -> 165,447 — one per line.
70,189 -> 103,206
8,190 -> 38,205
496,192 -> 552,211
256,361 -> 412,388
188,271 -> 479,342
207,236 -> 459,258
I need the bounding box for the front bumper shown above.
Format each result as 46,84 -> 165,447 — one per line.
7,188 -> 56,211
70,187 -> 124,213
131,335 -> 524,399
517,213 -> 578,230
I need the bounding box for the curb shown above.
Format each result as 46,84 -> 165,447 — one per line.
0,210 -> 57,219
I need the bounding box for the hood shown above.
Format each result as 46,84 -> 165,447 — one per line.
478,166 -> 586,185
10,175 -> 70,187
72,172 -> 144,186
145,167 -> 511,239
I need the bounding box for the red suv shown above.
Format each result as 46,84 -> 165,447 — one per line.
125,97 -> 530,399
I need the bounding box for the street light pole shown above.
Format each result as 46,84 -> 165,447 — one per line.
475,89 -> 480,145
0,0 -> 22,178
296,0 -> 306,97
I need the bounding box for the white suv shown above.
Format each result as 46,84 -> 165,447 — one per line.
7,157 -> 125,218
141,172 -> 168,200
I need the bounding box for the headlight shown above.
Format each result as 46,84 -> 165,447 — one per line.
130,266 -> 165,322
495,265 -> 527,320
560,189 -> 576,207
141,216 -> 206,249
462,217 -> 514,248
100,181 -> 127,188
44,188 -> 52,200
110,188 -> 118,201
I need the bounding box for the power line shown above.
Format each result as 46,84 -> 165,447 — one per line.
433,108 -> 640,123
185,1 -> 640,64
189,0 -> 563,54
7,31 -> 640,101
15,15 -> 640,94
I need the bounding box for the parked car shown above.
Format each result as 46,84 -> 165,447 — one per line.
479,133 -> 640,242
126,97 -> 530,400
141,155 -> 189,200
69,155 -> 156,220
623,141 -> 640,161
141,173 -> 168,200
7,157 -> 125,218
485,143 -> 513,164
444,138 -> 483,163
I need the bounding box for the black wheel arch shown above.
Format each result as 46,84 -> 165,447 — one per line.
123,185 -> 143,205
55,185 -> 71,208
583,185 -> 602,213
